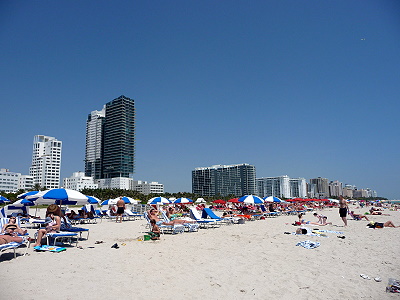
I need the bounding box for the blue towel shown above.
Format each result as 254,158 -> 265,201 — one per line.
296,240 -> 320,249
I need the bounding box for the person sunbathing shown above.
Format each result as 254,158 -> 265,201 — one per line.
349,211 -> 369,221
148,209 -> 195,225
369,208 -> 390,216
33,213 -> 61,247
0,234 -> 23,245
367,221 -> 399,228
1,216 -> 27,235
296,213 -> 321,226
313,213 -> 332,225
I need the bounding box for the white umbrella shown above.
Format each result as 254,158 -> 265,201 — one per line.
195,198 -> 206,203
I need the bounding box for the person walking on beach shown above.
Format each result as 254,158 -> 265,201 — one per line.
339,196 -> 348,226
116,196 -> 125,223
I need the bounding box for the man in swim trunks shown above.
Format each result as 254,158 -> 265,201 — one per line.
339,195 -> 348,226
116,196 -> 125,223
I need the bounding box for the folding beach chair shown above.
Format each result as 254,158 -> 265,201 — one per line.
0,237 -> 29,258
143,212 -> 185,234
160,210 -> 199,232
189,208 -> 219,228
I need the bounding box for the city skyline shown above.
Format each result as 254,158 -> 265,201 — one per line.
0,1 -> 399,198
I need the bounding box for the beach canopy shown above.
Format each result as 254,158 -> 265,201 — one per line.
13,199 -> 36,206
238,195 -> 264,204
174,197 -> 193,204
213,199 -> 226,204
25,188 -> 92,205
264,196 -> 283,203
86,196 -> 101,204
17,191 -> 40,199
228,198 -> 240,203
147,197 -> 170,205
0,195 -> 10,204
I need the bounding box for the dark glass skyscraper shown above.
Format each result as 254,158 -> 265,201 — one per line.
85,95 -> 135,179
102,95 -> 135,178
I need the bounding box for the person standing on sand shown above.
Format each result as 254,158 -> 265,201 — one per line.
116,196 -> 125,223
339,195 -> 348,226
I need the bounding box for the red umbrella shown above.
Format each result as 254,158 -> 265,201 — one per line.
213,199 -> 226,204
227,198 -> 240,203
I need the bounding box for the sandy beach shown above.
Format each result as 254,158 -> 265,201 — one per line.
1,206 -> 399,300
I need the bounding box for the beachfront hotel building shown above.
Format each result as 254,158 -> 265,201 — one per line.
63,172 -> 98,191
29,135 -> 62,189
256,175 -> 291,198
309,177 -> 329,198
329,180 -> 343,197
85,95 -> 135,179
192,163 -> 256,197
85,106 -> 105,180
289,177 -> 307,198
0,169 -> 34,193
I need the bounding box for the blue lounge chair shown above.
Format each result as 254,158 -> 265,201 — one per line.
161,210 -> 199,232
143,212 -> 185,234
61,216 -> 90,240
0,237 -> 29,258
189,208 -> 219,228
201,208 -> 236,225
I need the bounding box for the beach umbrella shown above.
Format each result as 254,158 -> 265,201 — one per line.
212,199 -> 226,204
112,196 -> 138,204
86,196 -> 101,204
101,199 -> 115,206
0,195 -> 10,204
195,198 -> 206,203
174,198 -> 193,204
13,199 -> 36,206
25,188 -> 92,205
238,195 -> 264,204
264,196 -> 283,203
147,197 -> 170,205
17,191 -> 40,199
228,198 -> 240,203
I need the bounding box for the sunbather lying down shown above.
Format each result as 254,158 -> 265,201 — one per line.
367,221 -> 399,228
148,209 -> 195,226
0,235 -> 23,245
349,211 -> 369,221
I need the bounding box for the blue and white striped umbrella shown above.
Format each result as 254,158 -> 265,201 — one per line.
25,188 -> 91,205
264,196 -> 283,203
174,197 -> 193,204
100,199 -> 114,205
13,199 -> 36,206
101,197 -> 137,205
86,196 -> 101,204
0,195 -> 10,204
147,197 -> 170,205
238,195 -> 264,204
17,191 -> 40,199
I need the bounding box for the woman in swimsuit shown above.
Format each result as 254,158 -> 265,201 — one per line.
1,217 -> 27,235
33,213 -> 61,247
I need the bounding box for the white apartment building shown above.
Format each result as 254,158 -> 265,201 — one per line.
63,172 -> 98,191
329,180 -> 343,197
257,175 -> 291,198
0,168 -> 20,193
19,175 -> 34,191
132,180 -> 164,195
96,177 -> 132,190
29,135 -> 62,189
289,178 -> 307,198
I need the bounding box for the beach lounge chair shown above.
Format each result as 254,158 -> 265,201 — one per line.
189,208 -> 219,228
61,216 -> 90,240
160,210 -> 199,232
260,205 -> 279,217
202,208 -> 236,225
0,236 -> 30,258
143,212 -> 185,234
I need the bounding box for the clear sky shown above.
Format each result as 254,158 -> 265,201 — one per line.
1,1 -> 399,198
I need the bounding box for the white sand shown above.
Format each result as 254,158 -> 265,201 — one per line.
1,207 -> 399,299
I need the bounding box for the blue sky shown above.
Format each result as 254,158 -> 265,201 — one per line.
0,1 -> 399,198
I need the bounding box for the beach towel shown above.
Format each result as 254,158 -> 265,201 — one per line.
33,245 -> 66,252
292,232 -> 328,237
316,230 -> 344,234
296,240 -> 320,249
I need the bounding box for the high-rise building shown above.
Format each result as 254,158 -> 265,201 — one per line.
63,172 -> 98,191
329,180 -> 343,197
85,95 -> 135,180
29,135 -> 62,189
289,177 -> 307,198
309,177 -> 329,198
192,163 -> 256,197
257,175 -> 291,198
85,107 -> 105,179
